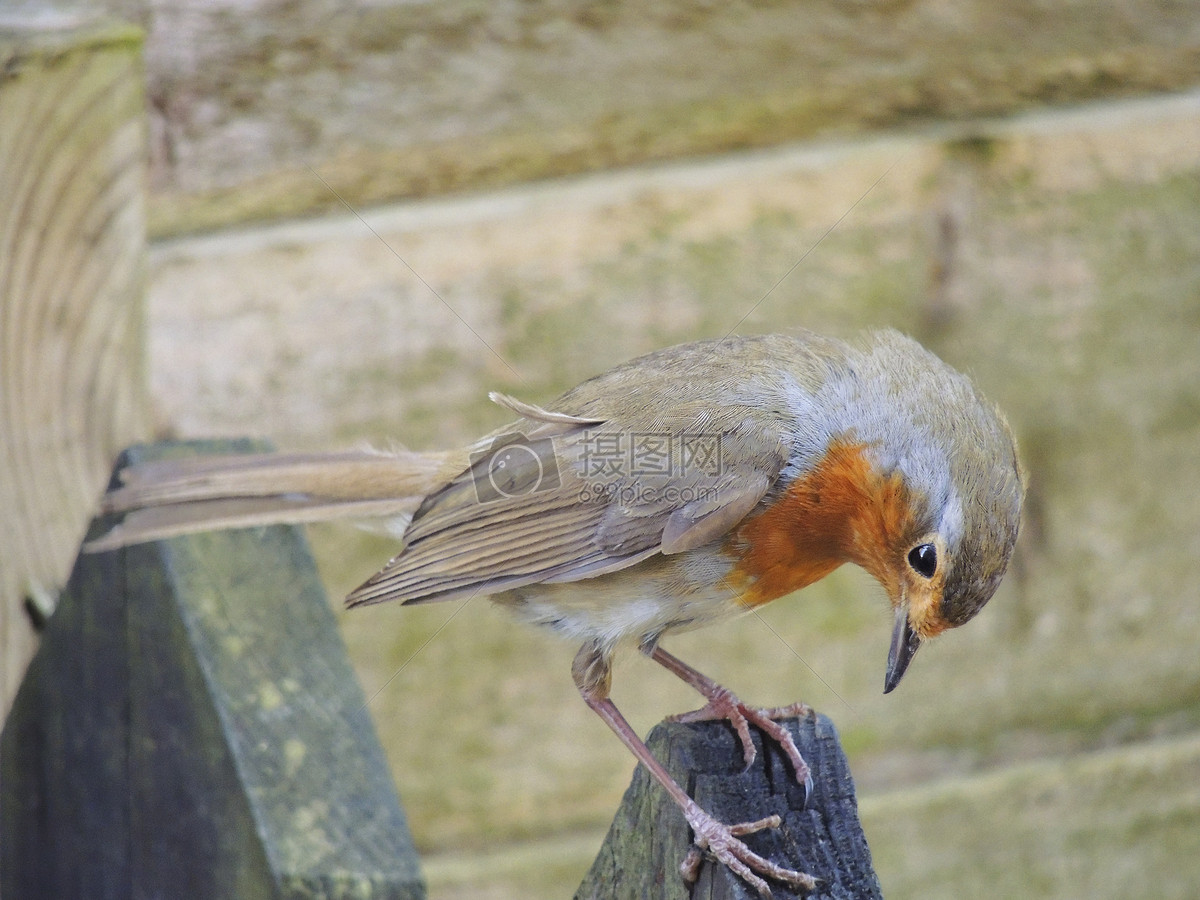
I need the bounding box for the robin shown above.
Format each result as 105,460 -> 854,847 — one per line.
90,328 -> 1025,896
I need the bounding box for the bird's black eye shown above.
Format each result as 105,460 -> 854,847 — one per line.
908,543 -> 938,578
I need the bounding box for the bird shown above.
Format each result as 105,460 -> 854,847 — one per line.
88,328 -> 1025,896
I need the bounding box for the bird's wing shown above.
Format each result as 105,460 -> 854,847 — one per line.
344,401 -> 789,607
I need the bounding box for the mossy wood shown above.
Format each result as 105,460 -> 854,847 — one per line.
0,441 -> 424,899
139,0 -> 1200,237
576,713 -> 882,900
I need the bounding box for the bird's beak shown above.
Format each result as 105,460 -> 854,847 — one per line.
884,604 -> 921,694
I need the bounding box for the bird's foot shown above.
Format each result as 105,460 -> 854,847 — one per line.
679,806 -> 818,897
668,689 -> 814,796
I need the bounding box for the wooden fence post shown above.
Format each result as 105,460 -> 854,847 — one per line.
576,713 -> 883,900
1,441 -> 425,899
0,14 -> 151,717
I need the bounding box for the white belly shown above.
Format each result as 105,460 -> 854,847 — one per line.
491,551 -> 746,652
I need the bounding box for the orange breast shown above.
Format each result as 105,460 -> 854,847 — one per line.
725,440 -> 916,608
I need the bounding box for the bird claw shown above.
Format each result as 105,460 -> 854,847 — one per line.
679,807 -> 818,897
668,690 -> 815,803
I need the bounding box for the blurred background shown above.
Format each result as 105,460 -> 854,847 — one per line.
3,1 -> 1200,898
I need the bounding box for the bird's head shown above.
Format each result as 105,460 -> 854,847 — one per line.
833,332 -> 1026,693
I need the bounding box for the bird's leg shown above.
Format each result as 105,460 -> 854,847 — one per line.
573,643 -> 816,897
646,644 -> 813,794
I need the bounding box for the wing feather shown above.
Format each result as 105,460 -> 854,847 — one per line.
345,392 -> 793,607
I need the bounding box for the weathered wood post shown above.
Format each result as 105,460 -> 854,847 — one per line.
1,441 -> 426,899
0,13 -> 150,717
576,714 -> 883,900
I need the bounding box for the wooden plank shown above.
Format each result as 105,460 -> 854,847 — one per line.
137,1 -> 1200,237
860,732 -> 1200,900
138,92 -> 1200,896
0,14 -> 150,717
0,440 -> 424,899
576,713 -> 881,900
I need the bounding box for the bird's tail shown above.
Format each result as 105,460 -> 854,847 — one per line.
85,447 -> 467,551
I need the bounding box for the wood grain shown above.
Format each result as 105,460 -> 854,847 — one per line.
576,714 -> 882,900
0,17 -> 149,716
1,440 -> 423,899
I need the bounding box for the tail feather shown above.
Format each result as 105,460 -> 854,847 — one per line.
86,448 -> 467,551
